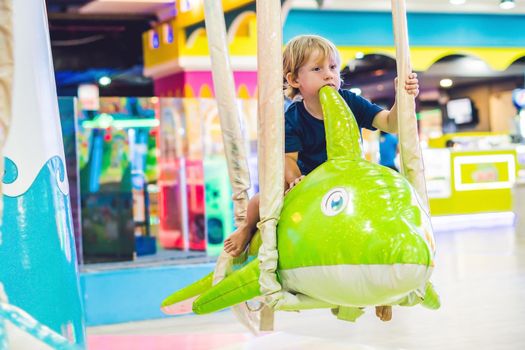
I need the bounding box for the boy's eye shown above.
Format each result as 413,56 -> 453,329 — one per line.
330,65 -> 337,70
312,67 -> 321,71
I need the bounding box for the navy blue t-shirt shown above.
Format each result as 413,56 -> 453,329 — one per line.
285,89 -> 382,175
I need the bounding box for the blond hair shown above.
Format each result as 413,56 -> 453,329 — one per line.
283,35 -> 341,99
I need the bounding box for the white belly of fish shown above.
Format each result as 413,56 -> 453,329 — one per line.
280,264 -> 433,306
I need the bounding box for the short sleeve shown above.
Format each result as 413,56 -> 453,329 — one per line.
285,105 -> 303,153
340,89 -> 383,131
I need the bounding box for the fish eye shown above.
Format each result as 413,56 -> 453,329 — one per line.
321,188 -> 348,216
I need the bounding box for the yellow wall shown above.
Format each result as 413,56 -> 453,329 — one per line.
143,11 -> 257,76
176,0 -> 253,28
142,20 -> 179,69
429,149 -> 518,216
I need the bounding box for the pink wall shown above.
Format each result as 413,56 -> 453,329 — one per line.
154,71 -> 258,98
154,72 -> 185,97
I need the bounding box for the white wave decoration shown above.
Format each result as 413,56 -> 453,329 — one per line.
2,0 -> 67,197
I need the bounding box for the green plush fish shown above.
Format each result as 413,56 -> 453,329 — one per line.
161,86 -> 439,320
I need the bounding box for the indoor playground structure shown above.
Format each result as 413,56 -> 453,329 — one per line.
6,0 -> 525,349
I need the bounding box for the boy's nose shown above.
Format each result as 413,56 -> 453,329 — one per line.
324,70 -> 336,80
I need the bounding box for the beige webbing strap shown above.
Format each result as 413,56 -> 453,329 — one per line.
203,0 -> 268,333
391,0 -> 430,213
203,0 -> 251,230
0,0 -> 13,226
256,0 -> 286,329
259,305 -> 274,331
203,0 -> 250,278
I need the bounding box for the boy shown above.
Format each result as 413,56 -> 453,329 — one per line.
224,35 -> 419,321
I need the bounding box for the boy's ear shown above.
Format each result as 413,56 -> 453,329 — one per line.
286,72 -> 300,88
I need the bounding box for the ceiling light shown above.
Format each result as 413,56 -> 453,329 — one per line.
449,0 -> 466,5
440,79 -> 453,88
500,0 -> 516,9
98,76 -> 112,87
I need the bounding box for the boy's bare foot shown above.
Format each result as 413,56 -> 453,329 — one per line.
224,225 -> 252,257
375,305 -> 392,321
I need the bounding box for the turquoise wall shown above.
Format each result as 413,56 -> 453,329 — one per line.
284,10 -> 525,47
81,263 -> 214,325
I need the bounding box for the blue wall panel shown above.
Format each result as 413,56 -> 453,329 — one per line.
81,263 -> 214,326
284,10 -> 525,47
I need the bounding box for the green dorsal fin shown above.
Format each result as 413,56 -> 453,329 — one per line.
319,86 -> 363,160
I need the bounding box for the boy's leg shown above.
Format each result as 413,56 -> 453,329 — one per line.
224,193 -> 260,257
375,305 -> 392,321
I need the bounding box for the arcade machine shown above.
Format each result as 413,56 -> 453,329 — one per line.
183,99 -> 207,252
158,98 -> 207,252
78,97 -> 159,262
129,126 -> 156,256
201,98 -> 260,256
158,99 -> 188,250
125,97 -> 158,255
202,100 -> 235,256
144,126 -> 161,242
78,116 -> 135,263
204,157 -> 234,256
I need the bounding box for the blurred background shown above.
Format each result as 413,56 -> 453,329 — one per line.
4,0 -> 525,348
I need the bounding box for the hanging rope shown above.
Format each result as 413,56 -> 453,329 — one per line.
202,0 -> 251,232
391,0 -> 430,213
202,0 -> 264,333
256,0 -> 285,317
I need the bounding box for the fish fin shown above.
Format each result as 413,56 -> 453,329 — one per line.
193,259 -> 261,314
161,272 -> 213,315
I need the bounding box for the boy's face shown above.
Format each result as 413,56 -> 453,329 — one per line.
291,49 -> 341,101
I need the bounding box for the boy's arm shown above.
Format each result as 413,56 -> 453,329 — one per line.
285,152 -> 302,187
372,106 -> 397,134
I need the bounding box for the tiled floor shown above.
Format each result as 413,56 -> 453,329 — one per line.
88,215 -> 525,350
